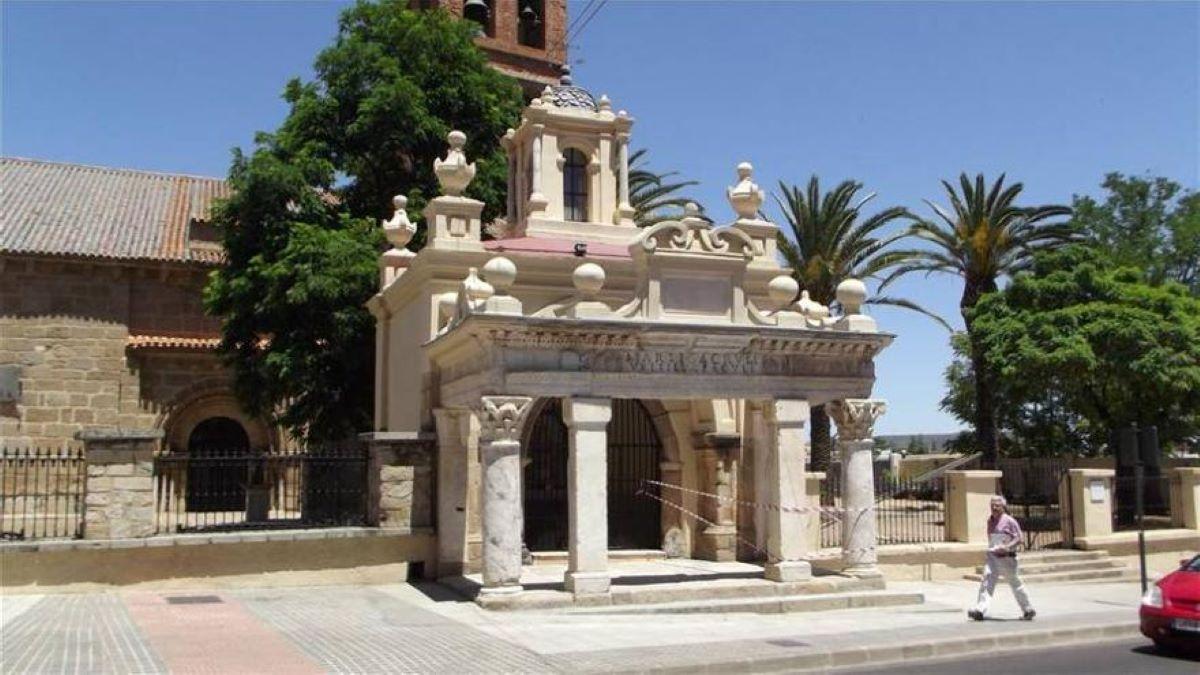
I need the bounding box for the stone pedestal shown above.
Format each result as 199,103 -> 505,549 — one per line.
1062,468 -> 1114,544
761,399 -> 812,582
1171,467 -> 1200,529
77,429 -> 161,540
944,470 -> 1003,544
829,399 -> 887,578
563,397 -> 612,596
477,396 -> 532,596
360,431 -> 435,531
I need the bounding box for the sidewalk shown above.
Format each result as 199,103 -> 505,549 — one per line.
0,576 -> 1146,673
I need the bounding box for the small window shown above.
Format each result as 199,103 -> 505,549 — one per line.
563,149 -> 589,222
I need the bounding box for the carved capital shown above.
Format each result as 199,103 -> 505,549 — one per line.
828,399 -> 887,441
478,396 -> 533,444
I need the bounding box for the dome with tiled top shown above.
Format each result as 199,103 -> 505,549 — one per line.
545,66 -> 597,111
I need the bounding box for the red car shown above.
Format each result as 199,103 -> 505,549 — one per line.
1140,553 -> 1200,651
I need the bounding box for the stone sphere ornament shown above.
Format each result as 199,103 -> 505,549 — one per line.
768,275 -> 799,309
572,262 -> 606,298
482,256 -> 517,293
836,278 -> 868,315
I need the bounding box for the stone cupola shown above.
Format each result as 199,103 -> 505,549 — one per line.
497,67 -> 636,245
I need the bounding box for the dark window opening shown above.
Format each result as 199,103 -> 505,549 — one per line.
563,148 -> 589,222
518,0 -> 545,48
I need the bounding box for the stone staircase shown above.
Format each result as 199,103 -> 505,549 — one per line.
963,549 -> 1133,584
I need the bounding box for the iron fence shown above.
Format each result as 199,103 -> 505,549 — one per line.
153,444 -> 369,533
1113,472 -> 1174,532
0,447 -> 86,540
997,459 -> 1069,550
820,471 -> 947,547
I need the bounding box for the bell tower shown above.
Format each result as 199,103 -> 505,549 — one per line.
498,68 -> 637,245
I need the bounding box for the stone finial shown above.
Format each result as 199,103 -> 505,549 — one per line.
559,64 -> 573,85
573,262 -> 606,299
381,195 -> 416,250
434,130 -> 476,197
797,290 -> 831,319
768,275 -> 799,310
681,202 -> 705,224
836,278 -> 868,315
462,267 -> 494,304
598,94 -> 612,113
482,256 -> 517,294
726,162 -> 765,219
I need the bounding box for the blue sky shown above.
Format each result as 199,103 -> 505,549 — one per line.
4,1 -> 1197,434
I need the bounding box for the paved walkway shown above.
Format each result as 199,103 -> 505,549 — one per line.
0,577 -> 1146,673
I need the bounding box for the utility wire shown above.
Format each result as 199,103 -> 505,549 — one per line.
567,0 -> 598,36
567,0 -> 607,43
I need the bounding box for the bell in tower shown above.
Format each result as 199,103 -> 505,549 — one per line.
497,67 -> 637,246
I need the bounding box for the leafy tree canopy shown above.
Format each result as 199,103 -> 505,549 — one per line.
1071,173 -> 1199,293
962,245 -> 1200,455
205,2 -> 525,442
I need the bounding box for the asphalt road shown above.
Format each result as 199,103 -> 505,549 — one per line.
845,637 -> 1200,674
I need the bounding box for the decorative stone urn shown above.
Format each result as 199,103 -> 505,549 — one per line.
433,130 -> 476,197
726,162 -> 765,219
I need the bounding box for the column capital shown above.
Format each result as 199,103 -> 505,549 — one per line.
828,398 -> 887,441
562,397 -> 612,430
478,396 -> 534,444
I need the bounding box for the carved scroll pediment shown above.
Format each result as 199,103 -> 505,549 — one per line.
635,220 -> 760,259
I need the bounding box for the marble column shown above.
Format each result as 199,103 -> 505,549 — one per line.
761,398 -> 812,582
563,397 -> 612,595
829,398 -> 887,577
477,395 -> 533,595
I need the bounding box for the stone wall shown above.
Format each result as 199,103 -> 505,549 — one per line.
0,257 -> 248,448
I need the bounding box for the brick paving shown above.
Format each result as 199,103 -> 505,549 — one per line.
0,594 -> 164,674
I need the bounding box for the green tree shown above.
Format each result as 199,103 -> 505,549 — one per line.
773,176 -> 946,471
205,2 -> 525,442
628,148 -> 705,227
969,246 -> 1200,453
1070,173 -> 1199,293
883,174 -> 1073,468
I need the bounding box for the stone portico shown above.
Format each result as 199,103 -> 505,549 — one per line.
367,74 -> 893,604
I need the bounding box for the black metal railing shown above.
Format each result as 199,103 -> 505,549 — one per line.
0,447 -> 86,540
998,459 -> 1069,550
819,471 -> 947,547
1113,473 -> 1174,532
154,444 -> 368,533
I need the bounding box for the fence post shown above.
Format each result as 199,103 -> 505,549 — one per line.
76,429 -> 162,540
360,432 -> 436,531
805,472 -> 825,551
1064,468 -> 1115,545
1171,467 -> 1200,529
943,470 -> 1002,544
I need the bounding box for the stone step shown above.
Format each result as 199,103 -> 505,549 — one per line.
610,574 -> 885,606
567,590 -> 926,615
1014,550 -> 1108,564
971,559 -> 1124,575
963,567 -> 1128,584
529,549 -> 667,565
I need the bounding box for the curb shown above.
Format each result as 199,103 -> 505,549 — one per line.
635,621 -> 1140,674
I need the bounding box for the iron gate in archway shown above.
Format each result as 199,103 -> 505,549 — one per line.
523,399 -> 662,551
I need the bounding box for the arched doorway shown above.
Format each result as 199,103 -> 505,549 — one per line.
186,416 -> 251,512
523,399 -> 663,551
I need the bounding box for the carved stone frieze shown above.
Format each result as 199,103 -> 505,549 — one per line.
478,396 -> 533,443
828,399 -> 887,441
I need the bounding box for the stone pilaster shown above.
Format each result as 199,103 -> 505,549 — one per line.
563,397 -> 612,596
1171,467 -> 1200,529
944,470 -> 1002,544
829,398 -> 886,577
360,432 -> 435,531
695,433 -> 739,562
432,409 -> 477,578
477,395 -> 533,596
77,428 -> 161,540
760,399 -> 812,582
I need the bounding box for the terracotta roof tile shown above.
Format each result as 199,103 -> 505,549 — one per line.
1,157 -> 231,264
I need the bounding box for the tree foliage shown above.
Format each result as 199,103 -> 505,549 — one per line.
954,246 -> 1200,455
884,174 -> 1073,467
205,2 -> 525,441
1071,173 -> 1199,293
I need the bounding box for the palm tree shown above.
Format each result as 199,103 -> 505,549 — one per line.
775,176 -> 947,472
629,149 -> 705,227
881,173 -> 1073,468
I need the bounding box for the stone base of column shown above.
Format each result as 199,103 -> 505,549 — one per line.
565,571 -> 611,595
695,525 -> 737,561
841,563 -> 883,579
764,560 -> 812,582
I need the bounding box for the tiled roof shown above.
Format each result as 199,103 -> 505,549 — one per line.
1,157 -> 230,264
126,334 -> 222,351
